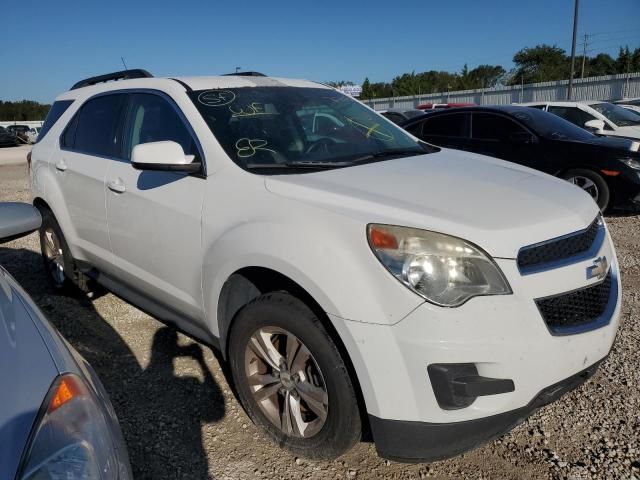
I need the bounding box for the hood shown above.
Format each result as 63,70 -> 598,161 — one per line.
265,149 -> 599,258
0,267 -> 58,480
609,125 -> 640,140
578,134 -> 640,152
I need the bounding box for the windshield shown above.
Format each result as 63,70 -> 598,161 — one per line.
512,107 -> 595,141
188,87 -> 428,172
591,102 -> 640,127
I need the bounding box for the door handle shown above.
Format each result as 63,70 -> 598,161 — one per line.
55,160 -> 67,172
107,178 -> 126,193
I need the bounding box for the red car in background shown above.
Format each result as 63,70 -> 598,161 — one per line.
416,102 -> 475,110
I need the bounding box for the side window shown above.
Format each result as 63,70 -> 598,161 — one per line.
61,113 -> 79,148
472,113 -> 527,141
421,113 -> 470,138
405,122 -> 423,136
71,94 -> 126,157
381,112 -> 405,125
123,93 -> 197,160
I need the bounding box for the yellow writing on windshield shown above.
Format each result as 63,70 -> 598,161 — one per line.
346,117 -> 395,142
235,138 -> 277,158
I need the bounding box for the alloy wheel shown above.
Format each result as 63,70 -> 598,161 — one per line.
244,327 -> 329,438
43,228 -> 65,286
568,175 -> 599,202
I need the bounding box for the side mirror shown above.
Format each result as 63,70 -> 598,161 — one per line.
131,141 -> 201,173
0,203 -> 41,244
584,119 -> 605,134
509,131 -> 536,144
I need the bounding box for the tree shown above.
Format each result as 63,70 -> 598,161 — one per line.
616,47 -> 631,74
361,78 -> 374,99
463,64 -> 506,89
509,44 -> 570,84
587,53 -> 616,77
0,100 -> 50,121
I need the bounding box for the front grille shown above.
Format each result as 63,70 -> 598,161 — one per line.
518,217 -> 602,273
535,270 -> 613,335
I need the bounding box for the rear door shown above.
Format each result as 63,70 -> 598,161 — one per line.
411,112 -> 471,150
55,93 -> 127,269
105,91 -> 205,321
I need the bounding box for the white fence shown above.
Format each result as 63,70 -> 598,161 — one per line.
0,120 -> 43,128
364,72 -> 640,110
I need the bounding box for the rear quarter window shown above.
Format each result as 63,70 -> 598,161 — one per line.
421,113 -> 471,138
36,100 -> 74,143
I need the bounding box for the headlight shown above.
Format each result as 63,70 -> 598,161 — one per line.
619,157 -> 640,170
18,374 -> 132,480
367,224 -> 511,307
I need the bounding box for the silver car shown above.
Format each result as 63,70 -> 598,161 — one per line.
0,202 -> 131,480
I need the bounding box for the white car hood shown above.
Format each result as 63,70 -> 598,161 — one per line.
265,149 -> 599,259
611,125 -> 640,140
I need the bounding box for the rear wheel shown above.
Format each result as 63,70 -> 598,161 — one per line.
38,208 -> 90,294
228,292 -> 361,460
561,168 -> 610,212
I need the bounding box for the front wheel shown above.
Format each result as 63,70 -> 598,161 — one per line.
38,208 -> 89,294
228,292 -> 361,460
561,168 -> 610,212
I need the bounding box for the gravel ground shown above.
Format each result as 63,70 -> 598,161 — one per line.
1,160 -> 638,480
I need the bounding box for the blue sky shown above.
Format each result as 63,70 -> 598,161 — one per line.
1,0 -> 638,103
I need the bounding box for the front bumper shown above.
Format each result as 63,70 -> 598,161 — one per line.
368,359 -> 603,462
328,227 -> 621,461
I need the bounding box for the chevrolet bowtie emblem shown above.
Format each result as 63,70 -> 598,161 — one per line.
586,256 -> 609,281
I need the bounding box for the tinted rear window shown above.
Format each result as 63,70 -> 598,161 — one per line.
421,113 -> 470,138
37,100 -> 74,143
64,94 -> 126,157
472,113 -> 527,141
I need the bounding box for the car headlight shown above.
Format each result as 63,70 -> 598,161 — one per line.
619,157 -> 640,170
367,224 -> 511,307
17,373 -> 132,480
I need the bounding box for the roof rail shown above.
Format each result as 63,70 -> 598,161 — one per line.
70,69 -> 153,91
222,71 -> 267,77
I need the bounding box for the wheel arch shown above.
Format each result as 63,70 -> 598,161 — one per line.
217,266 -> 372,438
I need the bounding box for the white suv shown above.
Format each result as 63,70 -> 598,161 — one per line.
30,69 -> 621,462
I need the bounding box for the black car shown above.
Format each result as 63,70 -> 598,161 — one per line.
379,108 -> 426,125
5,124 -> 30,143
403,106 -> 640,211
0,126 -> 19,147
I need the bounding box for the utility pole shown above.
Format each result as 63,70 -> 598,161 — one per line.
580,34 -> 588,79
567,0 -> 580,100
625,55 -> 631,99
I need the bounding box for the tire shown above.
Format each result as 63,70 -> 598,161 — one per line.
38,208 -> 90,294
561,168 -> 610,212
228,292 -> 361,460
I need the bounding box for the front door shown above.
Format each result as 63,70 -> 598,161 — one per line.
468,112 -> 541,169
105,92 -> 206,321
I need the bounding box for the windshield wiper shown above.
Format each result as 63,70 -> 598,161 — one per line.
245,148 -> 427,171
350,148 -> 426,164
245,161 -> 351,170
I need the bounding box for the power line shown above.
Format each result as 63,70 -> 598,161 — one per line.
587,34 -> 640,46
582,28 -> 640,37
586,41 -> 640,54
